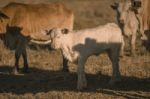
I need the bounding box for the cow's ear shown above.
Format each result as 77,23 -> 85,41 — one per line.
0,11 -> 9,22
111,2 -> 118,10
0,11 -> 9,19
61,28 -> 69,34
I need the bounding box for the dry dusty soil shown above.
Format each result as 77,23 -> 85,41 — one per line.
0,0 -> 150,99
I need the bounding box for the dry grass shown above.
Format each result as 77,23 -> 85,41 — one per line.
0,0 -> 150,99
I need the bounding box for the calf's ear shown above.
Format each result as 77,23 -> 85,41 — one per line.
61,28 -> 69,34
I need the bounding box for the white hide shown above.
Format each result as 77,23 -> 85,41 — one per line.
50,23 -> 124,90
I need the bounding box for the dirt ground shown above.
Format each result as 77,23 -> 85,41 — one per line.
0,0 -> 150,99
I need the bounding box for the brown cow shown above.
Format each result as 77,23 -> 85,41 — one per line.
0,2 -> 74,74
111,0 -> 139,56
132,0 -> 150,40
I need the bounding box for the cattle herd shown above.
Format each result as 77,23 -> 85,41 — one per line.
0,0 -> 149,90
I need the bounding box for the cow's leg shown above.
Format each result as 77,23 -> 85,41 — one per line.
131,33 -> 136,56
22,47 -> 29,73
77,56 -> 87,90
13,46 -> 22,74
107,47 -> 121,85
13,51 -> 21,74
13,39 -> 28,74
137,14 -> 147,40
62,55 -> 69,72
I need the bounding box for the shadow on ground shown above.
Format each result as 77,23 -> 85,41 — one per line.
0,66 -> 149,98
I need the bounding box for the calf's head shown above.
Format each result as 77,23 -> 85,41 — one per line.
47,28 -> 69,49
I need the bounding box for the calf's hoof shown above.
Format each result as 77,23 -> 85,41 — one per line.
119,51 -> 124,58
109,77 -> 121,86
77,79 -> 87,90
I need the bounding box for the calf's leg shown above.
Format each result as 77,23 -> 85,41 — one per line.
120,37 -> 125,57
77,56 -> 87,90
107,47 -> 121,85
62,56 -> 69,72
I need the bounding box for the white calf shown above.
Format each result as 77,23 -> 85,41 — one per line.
49,23 -> 124,90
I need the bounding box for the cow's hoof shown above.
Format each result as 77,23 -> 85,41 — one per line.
61,68 -> 69,72
22,68 -> 29,73
12,68 -> 19,75
141,35 -> 148,40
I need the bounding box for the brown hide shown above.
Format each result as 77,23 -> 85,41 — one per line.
0,2 -> 74,73
139,0 -> 150,30
0,2 -> 74,40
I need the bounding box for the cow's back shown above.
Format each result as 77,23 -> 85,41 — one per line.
0,2 -> 74,40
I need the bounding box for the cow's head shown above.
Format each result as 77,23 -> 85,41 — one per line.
111,1 -> 133,25
131,0 -> 141,8
47,28 -> 69,49
130,0 -> 142,14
